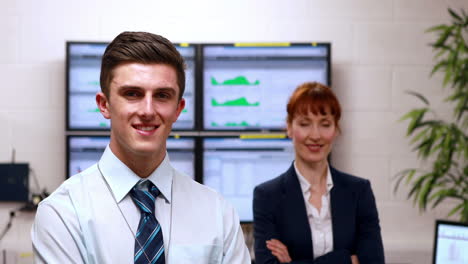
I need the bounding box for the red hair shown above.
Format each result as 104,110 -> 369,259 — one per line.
286,82 -> 341,129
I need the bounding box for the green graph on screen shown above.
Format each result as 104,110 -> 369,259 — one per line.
211,97 -> 260,107
211,121 -> 257,127
211,76 -> 260,86
88,108 -> 100,112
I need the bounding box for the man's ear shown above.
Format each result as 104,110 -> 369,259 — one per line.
174,98 -> 186,120
96,92 -> 111,119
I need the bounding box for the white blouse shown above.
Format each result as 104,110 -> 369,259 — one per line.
294,162 -> 334,260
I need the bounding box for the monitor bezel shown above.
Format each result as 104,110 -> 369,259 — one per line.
432,219 -> 468,264
201,135 -> 294,223
200,42 -> 332,132
65,41 -> 199,132
66,134 -> 199,181
0,163 -> 29,202
66,41 -> 108,132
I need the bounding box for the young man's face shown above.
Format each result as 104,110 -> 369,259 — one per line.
97,62 -> 185,163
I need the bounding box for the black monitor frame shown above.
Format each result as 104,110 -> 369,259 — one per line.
66,134 -> 200,182
201,135 -> 294,223
432,219 -> 468,264
66,41 -> 108,132
65,41 -> 199,132
0,163 -> 29,202
200,42 -> 331,132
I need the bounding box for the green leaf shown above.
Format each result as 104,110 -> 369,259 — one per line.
414,136 -> 436,159
419,178 -> 436,210
405,91 -> 430,105
393,169 -> 415,194
428,141 -> 443,156
455,97 -> 468,121
405,169 -> 417,186
461,9 -> 468,19
407,109 -> 428,135
448,8 -> 463,22
460,206 -> 468,223
434,49 -> 447,60
426,24 -> 448,33
429,189 -> 453,208
445,90 -> 464,102
434,30 -> 452,48
420,120 -> 443,127
430,60 -> 447,75
410,127 -> 430,145
399,109 -> 420,122
443,131 -> 453,149
448,203 -> 464,217
443,69 -> 453,87
408,173 -> 430,200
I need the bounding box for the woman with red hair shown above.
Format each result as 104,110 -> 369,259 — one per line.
253,82 -> 384,264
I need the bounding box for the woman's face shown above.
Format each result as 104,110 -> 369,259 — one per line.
287,109 -> 338,167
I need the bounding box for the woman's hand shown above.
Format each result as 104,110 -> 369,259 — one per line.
351,254 -> 359,264
266,239 -> 292,263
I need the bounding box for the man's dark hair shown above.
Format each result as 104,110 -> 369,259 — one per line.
100,31 -> 186,100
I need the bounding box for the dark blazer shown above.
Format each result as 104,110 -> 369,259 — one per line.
253,164 -> 385,264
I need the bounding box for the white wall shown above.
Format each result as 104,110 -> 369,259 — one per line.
1,0 -> 467,263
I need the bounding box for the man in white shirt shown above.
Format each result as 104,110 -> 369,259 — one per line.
31,31 -> 251,264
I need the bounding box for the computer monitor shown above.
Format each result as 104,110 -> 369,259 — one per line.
0,163 -> 29,202
66,42 -> 197,130
433,219 -> 468,264
202,137 -> 295,222
67,136 -> 196,180
202,43 -> 330,131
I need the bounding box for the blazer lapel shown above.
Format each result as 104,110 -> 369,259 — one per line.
282,164 -> 314,259
330,167 -> 353,250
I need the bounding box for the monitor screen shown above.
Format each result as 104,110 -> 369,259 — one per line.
67,42 -> 196,130
203,137 -> 295,222
67,136 -> 196,180
0,163 -> 29,202
202,43 -> 330,131
433,220 -> 468,264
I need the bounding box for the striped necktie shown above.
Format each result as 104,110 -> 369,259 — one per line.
130,180 -> 165,264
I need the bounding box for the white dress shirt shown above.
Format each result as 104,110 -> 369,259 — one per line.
31,146 -> 251,264
294,162 -> 334,260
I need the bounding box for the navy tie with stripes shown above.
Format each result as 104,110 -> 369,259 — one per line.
130,180 -> 165,264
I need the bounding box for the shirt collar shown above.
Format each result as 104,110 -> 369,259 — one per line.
98,145 -> 173,203
294,161 -> 334,194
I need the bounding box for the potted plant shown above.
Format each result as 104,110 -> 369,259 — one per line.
395,8 -> 468,223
